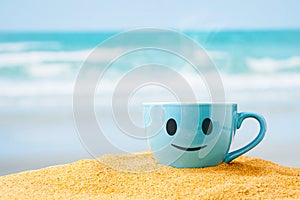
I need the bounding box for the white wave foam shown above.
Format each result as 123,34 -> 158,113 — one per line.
0,48 -> 127,67
176,67 -> 300,91
221,73 -> 300,90
0,50 -> 90,66
0,80 -> 74,96
207,50 -> 228,60
1,71 -> 299,97
0,41 -> 61,52
247,56 -> 300,73
28,63 -> 73,77
0,72 -> 299,112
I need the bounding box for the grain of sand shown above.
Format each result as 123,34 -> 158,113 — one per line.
0,152 -> 299,199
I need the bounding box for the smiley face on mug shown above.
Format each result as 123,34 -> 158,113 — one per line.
145,107 -> 223,168
165,117 -> 213,151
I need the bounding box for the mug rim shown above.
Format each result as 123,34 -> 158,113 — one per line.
143,102 -> 237,106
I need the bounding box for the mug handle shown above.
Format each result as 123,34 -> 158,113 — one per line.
224,112 -> 266,163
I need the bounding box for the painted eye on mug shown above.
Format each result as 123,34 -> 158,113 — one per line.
166,118 -> 177,136
202,118 -> 213,135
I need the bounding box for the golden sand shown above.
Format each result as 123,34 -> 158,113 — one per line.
0,152 -> 299,199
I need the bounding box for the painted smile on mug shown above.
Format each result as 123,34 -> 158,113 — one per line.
166,118 -> 213,152
171,143 -> 207,151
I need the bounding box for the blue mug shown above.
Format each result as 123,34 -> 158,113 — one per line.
144,103 -> 266,168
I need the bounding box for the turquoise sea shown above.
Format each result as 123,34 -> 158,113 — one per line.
1,30 -> 300,175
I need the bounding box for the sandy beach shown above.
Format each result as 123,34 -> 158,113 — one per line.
0,152 -> 299,199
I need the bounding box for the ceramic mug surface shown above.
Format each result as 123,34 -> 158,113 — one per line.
144,103 -> 266,168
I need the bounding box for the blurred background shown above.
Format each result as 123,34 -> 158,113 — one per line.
1,0 -> 300,176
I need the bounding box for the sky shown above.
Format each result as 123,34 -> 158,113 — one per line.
1,0 -> 300,31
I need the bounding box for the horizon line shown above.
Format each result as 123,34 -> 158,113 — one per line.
0,27 -> 300,33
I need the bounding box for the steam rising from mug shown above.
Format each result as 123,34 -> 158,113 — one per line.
112,64 -> 197,138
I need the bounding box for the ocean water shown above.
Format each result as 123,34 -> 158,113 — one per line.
1,30 -> 300,175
